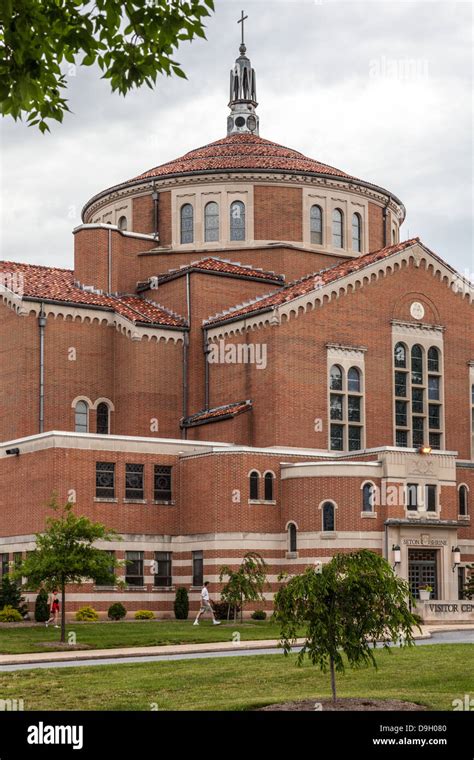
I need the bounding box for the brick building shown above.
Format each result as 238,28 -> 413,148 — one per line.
1,34 -> 473,622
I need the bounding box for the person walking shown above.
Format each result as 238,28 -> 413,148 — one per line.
45,590 -> 60,628
193,582 -> 220,625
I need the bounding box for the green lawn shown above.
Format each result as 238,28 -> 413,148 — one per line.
0,619 -> 287,655
0,644 -> 471,711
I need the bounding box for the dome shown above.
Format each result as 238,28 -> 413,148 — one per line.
129,133 -> 354,184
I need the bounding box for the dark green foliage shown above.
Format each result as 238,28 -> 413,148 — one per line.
212,601 -> 240,621
0,575 -> 27,617
0,0 -> 215,132
463,564 -> 474,599
251,610 -> 267,620
34,587 -> 50,622
174,587 -> 189,620
108,602 -> 126,621
219,552 -> 268,622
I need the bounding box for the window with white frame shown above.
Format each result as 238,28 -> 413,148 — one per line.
204,201 -> 219,242
310,205 -> 323,245
332,208 -> 344,248
180,203 -> 194,244
459,485 -> 469,517
230,200 -> 245,241
351,213 -> 362,252
75,400 -> 89,433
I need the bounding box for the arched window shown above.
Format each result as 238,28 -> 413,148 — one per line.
348,367 -> 361,393
288,523 -> 297,553
362,482 -> 375,512
204,201 -> 219,242
459,485 -> 469,516
394,342 -> 407,368
264,472 -> 274,501
322,502 -> 335,532
310,205 -> 323,245
329,364 -> 343,391
75,401 -> 88,433
332,208 -> 344,248
428,347 -> 440,373
117,216 -> 128,231
351,213 -> 362,252
392,227 -> 397,244
411,345 -> 423,385
249,470 -> 259,500
230,201 -> 245,241
180,203 -> 194,244
96,402 -> 110,435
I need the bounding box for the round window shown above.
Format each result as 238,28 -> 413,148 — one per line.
235,116 -> 246,127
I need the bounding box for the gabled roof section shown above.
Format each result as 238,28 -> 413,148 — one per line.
0,261 -> 187,328
138,256 -> 284,291
181,400 -> 252,428
204,238 -> 432,327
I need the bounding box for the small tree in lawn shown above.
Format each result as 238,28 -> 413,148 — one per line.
0,575 -> 28,617
34,587 -> 50,623
219,552 -> 268,623
274,550 -> 419,703
15,499 -> 120,643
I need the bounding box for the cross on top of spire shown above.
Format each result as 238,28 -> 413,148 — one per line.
237,10 -> 248,54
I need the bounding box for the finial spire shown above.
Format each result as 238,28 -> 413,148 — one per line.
227,10 -> 259,136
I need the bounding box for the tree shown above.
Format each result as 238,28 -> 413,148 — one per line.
274,550 -> 419,703
34,587 -> 50,623
0,575 -> 28,617
15,499 -> 120,643
0,0 -> 215,132
463,564 -> 474,599
174,586 -> 189,620
219,552 -> 268,623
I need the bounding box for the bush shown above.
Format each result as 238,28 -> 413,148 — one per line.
251,610 -> 267,620
0,576 -> 28,617
0,605 -> 23,622
34,588 -> 50,622
75,606 -> 99,622
174,587 -> 189,620
212,601 -> 240,621
134,610 -> 154,620
108,602 -> 127,621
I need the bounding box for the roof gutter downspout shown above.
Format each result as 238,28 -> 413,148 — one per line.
204,327 -> 210,411
182,272 -> 191,439
38,305 -> 46,433
152,183 -> 160,241
108,226 -> 112,294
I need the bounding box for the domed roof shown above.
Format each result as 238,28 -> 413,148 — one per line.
129,133 -> 354,184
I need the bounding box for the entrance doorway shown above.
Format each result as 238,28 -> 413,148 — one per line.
408,548 -> 439,599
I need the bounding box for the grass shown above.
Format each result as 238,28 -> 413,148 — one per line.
0,644 -> 472,711
0,619 -> 288,655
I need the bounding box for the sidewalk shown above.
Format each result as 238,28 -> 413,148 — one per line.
0,624 -> 461,667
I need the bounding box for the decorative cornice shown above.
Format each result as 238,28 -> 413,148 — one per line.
391,320 -> 445,339
326,343 -> 367,360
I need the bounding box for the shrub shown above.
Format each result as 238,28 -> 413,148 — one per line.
0,605 -> 23,622
212,601 -> 240,621
34,588 -> 50,622
108,602 -> 126,621
134,610 -> 154,620
75,606 -> 99,622
251,610 -> 267,620
0,576 -> 28,617
174,587 -> 189,620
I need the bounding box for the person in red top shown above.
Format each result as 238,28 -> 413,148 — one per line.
45,590 -> 60,628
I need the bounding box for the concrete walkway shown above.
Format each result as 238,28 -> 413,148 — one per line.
2,624 -> 470,667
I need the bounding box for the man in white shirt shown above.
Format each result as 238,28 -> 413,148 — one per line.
193,581 -> 221,625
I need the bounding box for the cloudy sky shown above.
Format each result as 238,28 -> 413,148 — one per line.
0,0 -> 472,278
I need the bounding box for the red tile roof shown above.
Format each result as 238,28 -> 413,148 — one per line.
181,400 -> 252,428
204,238 -> 421,326
140,257 -> 285,289
130,133 -> 354,183
0,261 -> 186,328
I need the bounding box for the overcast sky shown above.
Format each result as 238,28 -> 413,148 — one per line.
0,0 -> 472,279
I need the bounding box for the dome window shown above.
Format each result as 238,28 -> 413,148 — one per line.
230,201 -> 245,242
332,208 -> 344,248
352,213 -> 362,252
204,202 -> 219,243
180,204 -> 194,245
117,216 -> 128,231
310,205 -> 323,245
